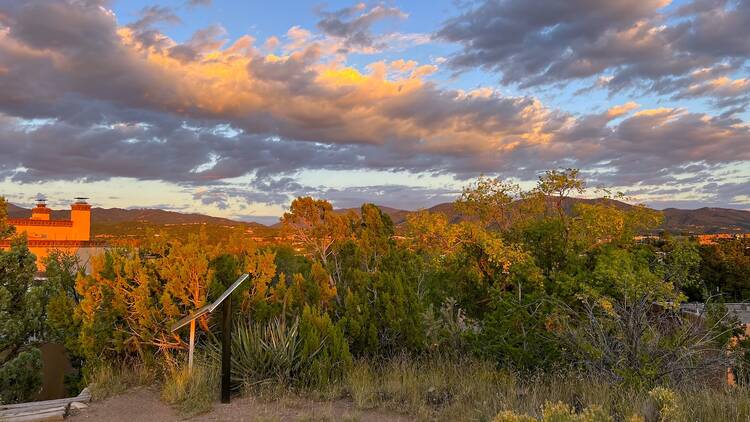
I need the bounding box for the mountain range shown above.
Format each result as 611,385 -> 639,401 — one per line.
7,200 -> 750,235
334,198 -> 750,234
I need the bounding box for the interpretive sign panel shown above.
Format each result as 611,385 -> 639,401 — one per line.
170,273 -> 250,403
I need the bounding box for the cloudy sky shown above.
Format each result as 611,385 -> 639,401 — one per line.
0,0 -> 748,223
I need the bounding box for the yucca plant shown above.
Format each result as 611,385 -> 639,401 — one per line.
208,316 -> 323,389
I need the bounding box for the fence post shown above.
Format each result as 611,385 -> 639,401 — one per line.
221,297 -> 232,403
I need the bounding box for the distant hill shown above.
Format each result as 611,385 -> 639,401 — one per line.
6,203 -> 273,242
662,207 -> 750,234
8,203 -> 262,227
8,200 -> 750,235
341,198 -> 750,234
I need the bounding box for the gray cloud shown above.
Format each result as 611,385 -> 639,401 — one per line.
437,0 -> 750,110
0,0 -> 748,210
186,0 -> 211,7
316,2 -> 408,52
191,181 -> 459,212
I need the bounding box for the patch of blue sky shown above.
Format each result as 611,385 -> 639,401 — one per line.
15,118 -> 57,132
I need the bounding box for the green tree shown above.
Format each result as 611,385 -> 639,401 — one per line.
0,236 -> 45,403
0,196 -> 14,238
298,305 -> 352,386
661,239 -> 704,301
473,291 -> 562,370
339,249 -> 425,356
455,175 -> 521,229
699,239 -> 750,301
281,197 -> 351,267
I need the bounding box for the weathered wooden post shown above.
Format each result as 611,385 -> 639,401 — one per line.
188,320 -> 196,373
221,294 -> 232,403
171,273 -> 249,404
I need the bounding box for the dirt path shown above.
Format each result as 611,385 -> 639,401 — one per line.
68,387 -> 413,422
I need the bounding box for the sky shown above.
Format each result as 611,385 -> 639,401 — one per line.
0,0 -> 748,224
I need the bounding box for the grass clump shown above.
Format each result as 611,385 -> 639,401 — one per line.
161,357 -> 219,417
85,360 -> 160,401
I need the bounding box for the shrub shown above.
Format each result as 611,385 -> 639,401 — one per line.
339,255 -> 425,356
646,387 -> 681,422
0,237 -> 46,403
212,314 -> 349,389
422,297 -> 478,356
0,348 -> 42,404
299,305 -> 352,387
473,292 -> 562,370
493,402 -> 612,422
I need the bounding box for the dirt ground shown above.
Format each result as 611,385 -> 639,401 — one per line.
67,387 -> 413,422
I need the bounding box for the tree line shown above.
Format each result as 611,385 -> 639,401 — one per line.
1,170 -> 749,405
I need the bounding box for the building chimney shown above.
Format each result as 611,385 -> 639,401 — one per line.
31,198 -> 51,221
70,198 -> 91,241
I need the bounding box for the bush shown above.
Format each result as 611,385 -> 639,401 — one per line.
339,257 -> 425,356
646,387 -> 682,422
473,292 -> 562,370
212,314 -> 350,390
299,305 -> 352,387
0,237 -> 46,403
493,402 -> 611,422
422,297 -> 478,356
0,348 -> 42,404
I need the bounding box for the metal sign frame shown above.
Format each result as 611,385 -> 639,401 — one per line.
170,273 -> 249,403
171,273 -> 249,332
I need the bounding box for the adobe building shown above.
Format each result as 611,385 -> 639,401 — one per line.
1,198 -> 104,271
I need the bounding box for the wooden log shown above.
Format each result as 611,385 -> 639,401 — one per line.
0,406 -> 66,421
0,391 -> 90,411
0,404 -> 68,416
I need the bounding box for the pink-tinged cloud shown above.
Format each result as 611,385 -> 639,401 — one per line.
0,0 -> 747,210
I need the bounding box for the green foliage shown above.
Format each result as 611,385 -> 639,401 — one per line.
422,297 -> 478,356
699,238 -> 750,301
493,402 -> 612,422
340,256 -> 425,356
0,196 -> 14,238
661,239 -> 704,301
455,175 -> 521,229
0,348 -> 42,404
586,246 -> 682,304
215,315 -> 345,388
0,236 -> 47,403
5,172 -> 748,413
44,251 -> 84,349
299,305 -> 352,386
271,244 -> 311,286
472,292 -> 562,370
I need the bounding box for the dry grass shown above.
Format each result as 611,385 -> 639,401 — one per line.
86,360 -> 160,401
337,355 -> 750,422
86,355 -> 750,421
161,357 -> 219,417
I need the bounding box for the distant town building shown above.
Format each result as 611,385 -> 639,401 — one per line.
696,233 -> 750,245
1,198 -> 105,271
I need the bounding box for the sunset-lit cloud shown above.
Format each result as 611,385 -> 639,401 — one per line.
0,0 -> 748,218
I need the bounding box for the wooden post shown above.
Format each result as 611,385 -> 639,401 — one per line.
188,320 -> 196,374
221,298 -> 231,404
